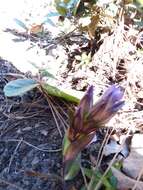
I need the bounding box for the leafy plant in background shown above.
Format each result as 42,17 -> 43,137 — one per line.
82,167 -> 118,190
54,0 -> 104,40
75,52 -> 91,67
14,18 -> 44,35
54,0 -> 98,17
63,85 -> 124,186
55,0 -> 143,17
134,0 -> 143,10
14,11 -> 58,35
54,0 -> 143,41
54,0 -> 80,16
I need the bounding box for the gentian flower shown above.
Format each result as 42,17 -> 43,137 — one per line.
64,85 -> 124,162
89,85 -> 124,124
68,86 -> 93,142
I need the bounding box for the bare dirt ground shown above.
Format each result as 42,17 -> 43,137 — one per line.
0,59 -> 64,190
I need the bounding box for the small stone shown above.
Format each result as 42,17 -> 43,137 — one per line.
32,157 -> 39,166
137,91 -> 143,99
40,130 -> 48,136
22,127 -> 32,131
123,134 -> 143,179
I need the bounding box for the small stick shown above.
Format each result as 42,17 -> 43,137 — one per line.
7,138 -> 23,173
0,139 -> 62,153
0,178 -> 24,190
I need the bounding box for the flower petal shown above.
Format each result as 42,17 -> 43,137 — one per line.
102,85 -> 124,104
68,107 -> 83,141
78,85 -> 93,116
110,100 -> 125,112
88,85 -> 124,126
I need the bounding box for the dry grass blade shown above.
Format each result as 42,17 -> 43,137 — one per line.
39,87 -> 69,135
7,138 -> 23,173
48,97 -> 69,129
24,170 -> 63,182
0,178 -> 24,190
47,97 -> 68,132
132,166 -> 143,190
80,165 -> 89,190
46,97 -> 63,137
92,128 -> 131,190
0,139 -> 62,153
96,128 -> 113,168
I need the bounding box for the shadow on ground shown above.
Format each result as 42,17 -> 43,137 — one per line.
0,58 -> 64,190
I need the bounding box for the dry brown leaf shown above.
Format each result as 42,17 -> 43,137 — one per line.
29,23 -> 44,34
88,15 -> 100,39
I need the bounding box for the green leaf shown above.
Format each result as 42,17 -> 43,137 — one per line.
42,83 -> 80,103
63,133 -> 71,156
134,0 -> 143,6
85,169 -> 101,189
75,55 -> 82,61
84,168 -> 116,190
4,79 -> 39,97
81,52 -> 87,59
43,17 -> 56,27
113,161 -> 122,170
73,0 -> 82,16
55,0 -> 61,4
39,69 -> 57,79
63,133 -> 81,180
14,18 -> 28,31
64,0 -> 71,3
56,5 -> 67,16
45,12 -> 60,17
68,108 -> 75,129
109,175 -> 117,189
64,154 -> 81,180
83,167 -> 93,178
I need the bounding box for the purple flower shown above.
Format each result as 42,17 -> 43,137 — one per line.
68,86 -> 93,142
88,85 -> 124,126
78,85 -> 93,116
69,85 -> 124,139
65,85 -> 124,162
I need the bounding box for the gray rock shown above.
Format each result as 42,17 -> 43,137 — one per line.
123,134 -> 143,180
